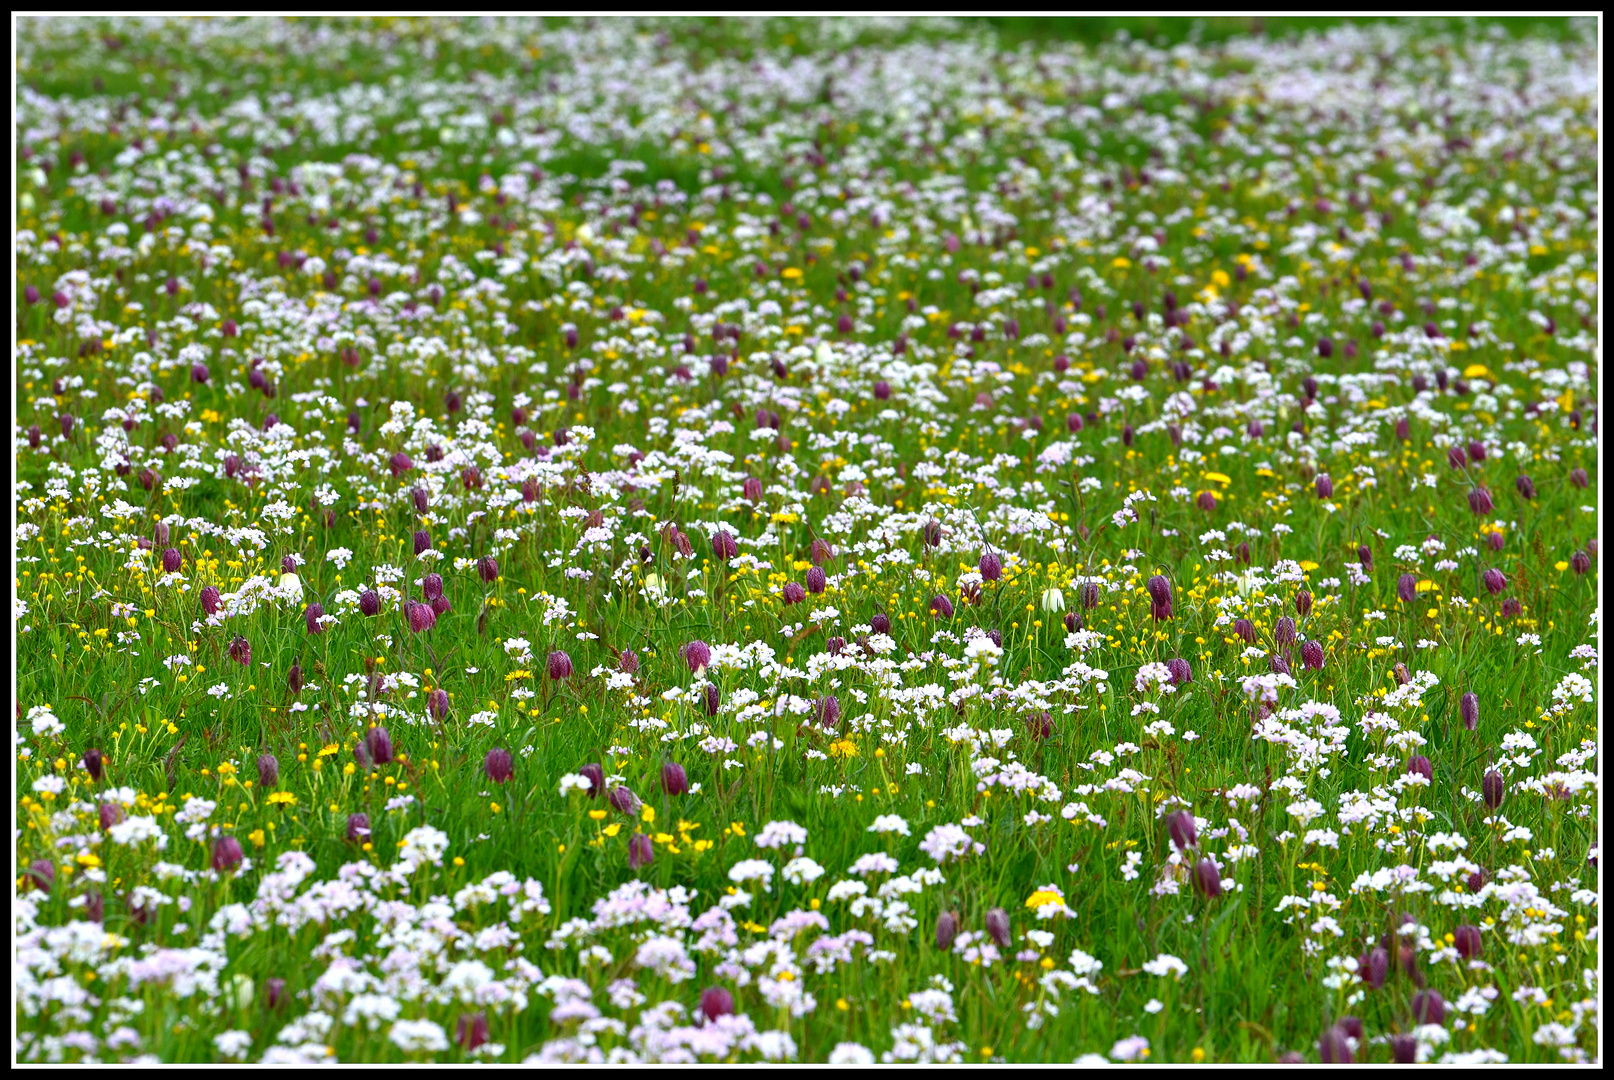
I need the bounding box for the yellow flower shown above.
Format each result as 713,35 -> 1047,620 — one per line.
1025,888 -> 1065,910
266,792 -> 297,807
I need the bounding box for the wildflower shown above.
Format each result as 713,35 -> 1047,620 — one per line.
287,663 -> 303,693
985,908 -> 1012,947
1398,574 -> 1417,603
1165,810 -> 1197,850
1295,590 -> 1313,617
700,987 -> 735,1022
1166,658 -> 1193,686
1317,1026 -> 1354,1063
360,589 -> 381,616
628,833 -> 654,869
1357,544 -> 1374,572
257,753 -> 279,788
782,581 -> 807,604
930,594 -> 954,619
683,639 -> 712,672
935,911 -> 960,951
1146,575 -> 1173,620
1411,990 -> 1447,1025
1405,755 -> 1433,782
609,787 -> 641,815
265,978 -> 287,1011
1482,770 -> 1505,809
229,635 -> 252,666
1482,568 -> 1507,596
364,726 -> 393,767
815,695 -> 842,729
1191,859 -> 1222,898
923,520 -> 942,547
871,613 -> 892,634
1300,641 -> 1325,671
1453,924 -> 1483,960
980,552 -> 1002,581
1362,946 -> 1389,989
580,763 -> 605,797
82,746 -> 104,782
1315,474 -> 1333,499
1026,710 -> 1053,740
619,648 -> 640,674
485,748 -> 514,784
1570,549 -> 1590,575
99,803 -> 125,830
1460,692 -> 1479,731
712,530 -> 738,560
200,585 -> 222,615
806,566 -> 827,594
304,602 -> 325,634
548,650 -> 574,680
212,835 -> 244,872
25,859 -> 54,894
661,762 -> 689,796
346,813 -> 371,842
428,688 -> 450,722
456,1013 -> 489,1052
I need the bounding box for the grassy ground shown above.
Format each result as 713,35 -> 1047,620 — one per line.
14,15 -> 1600,1065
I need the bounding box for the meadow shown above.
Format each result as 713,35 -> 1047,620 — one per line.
12,15 -> 1601,1064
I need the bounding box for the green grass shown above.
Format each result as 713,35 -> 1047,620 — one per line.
13,14 -> 1600,1067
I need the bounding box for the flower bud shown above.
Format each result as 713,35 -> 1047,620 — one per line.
1482,769 -> 1505,809
1317,1026 -> 1355,1064
212,835 -> 245,872
661,762 -> 689,796
580,763 -> 605,798
483,747 -> 514,784
364,726 -> 393,767
1295,590 -> 1313,617
82,747 -> 104,783
427,688 -> 449,722
1460,692 -> 1479,731
1192,858 -> 1223,898
1452,923 -> 1482,960
456,1012 -> 489,1052
1357,545 -> 1374,573
1165,810 -> 1197,850
1410,989 -> 1446,1025
1316,474 -> 1334,499
1362,946 -> 1389,989
422,573 -> 444,602
703,683 -> 721,716
1571,549 -> 1591,575
1398,573 -> 1417,603
700,987 -> 735,1022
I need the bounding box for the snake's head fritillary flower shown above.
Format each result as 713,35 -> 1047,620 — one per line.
346,813 -> 371,843
456,1013 -> 489,1052
580,763 -> 604,798
82,747 -> 104,783
683,640 -> 711,673
700,987 -> 735,1022
1295,590 -> 1313,617
870,613 -> 891,634
1405,755 -> 1433,782
980,552 -> 1002,581
930,594 -> 954,619
364,726 -> 393,767
619,649 -> 640,675
304,602 -> 325,634
782,582 -> 807,605
935,911 -> 960,951
1317,1026 -> 1354,1063
547,650 -> 573,680
985,907 -> 1012,947
212,835 -> 244,872
1192,859 -> 1223,899
661,762 -> 689,796
1482,568 -> 1507,595
229,635 -> 252,666
258,753 -> 279,788
1165,810 -> 1197,850
1410,990 -> 1446,1025
609,786 -> 640,815
359,589 -> 380,617
1300,640 -> 1325,671
712,530 -> 738,560
1482,770 -> 1505,809
805,566 -> 827,594
1460,692 -> 1479,730
1398,573 -> 1417,603
485,748 -> 514,784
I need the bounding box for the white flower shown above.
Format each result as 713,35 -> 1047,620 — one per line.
754,820 -> 808,850
1141,953 -> 1188,979
1111,1035 -> 1150,1062
828,1043 -> 875,1065
729,859 -> 776,891
388,1018 -> 448,1053
28,705 -> 65,738
782,857 -> 825,885
867,814 -> 911,837
557,773 -> 593,796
